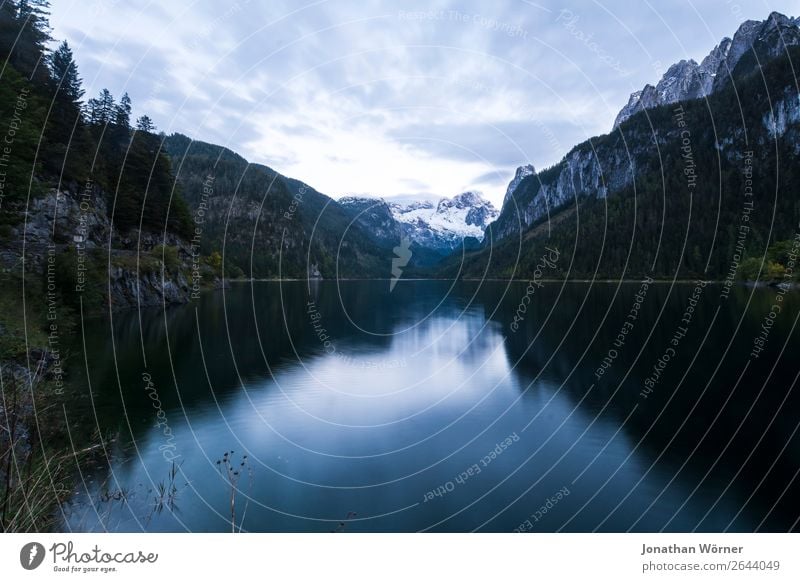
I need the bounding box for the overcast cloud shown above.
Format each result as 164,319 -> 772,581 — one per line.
49,0 -> 799,205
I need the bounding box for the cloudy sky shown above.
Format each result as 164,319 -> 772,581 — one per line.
50,0 -> 798,206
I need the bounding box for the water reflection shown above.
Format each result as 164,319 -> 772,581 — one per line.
62,281 -> 800,532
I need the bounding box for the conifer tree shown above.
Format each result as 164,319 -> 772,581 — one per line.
49,40 -> 83,105
115,92 -> 131,128
135,115 -> 155,133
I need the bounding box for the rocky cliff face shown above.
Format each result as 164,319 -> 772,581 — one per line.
105,265 -> 191,310
613,12 -> 800,129
490,11 -> 800,242
1,186 -> 196,310
503,164 -> 535,205
763,89 -> 800,140
491,143 -> 635,241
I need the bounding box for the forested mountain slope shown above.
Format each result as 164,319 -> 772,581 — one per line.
445,41 -> 800,281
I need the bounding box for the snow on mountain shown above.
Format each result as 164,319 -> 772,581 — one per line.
388,191 -> 498,251
339,191 -> 498,252
613,12 -> 800,129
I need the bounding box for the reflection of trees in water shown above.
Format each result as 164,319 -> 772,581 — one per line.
483,282 -> 800,531
64,281 -> 800,531
67,282 -> 438,447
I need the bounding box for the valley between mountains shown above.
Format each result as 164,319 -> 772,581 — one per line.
2,10 -> 800,313
3,2 -> 800,537
170,10 -> 800,288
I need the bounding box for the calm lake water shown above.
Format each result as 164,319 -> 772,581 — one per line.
61,280 -> 800,532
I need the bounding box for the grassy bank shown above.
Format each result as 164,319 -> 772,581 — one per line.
0,271 -> 100,532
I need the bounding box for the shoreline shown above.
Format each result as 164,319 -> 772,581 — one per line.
227,277 -> 797,286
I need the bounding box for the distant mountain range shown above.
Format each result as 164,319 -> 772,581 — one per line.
166,9 -> 800,282
7,3 -> 797,292
338,191 -> 498,265
162,136 -> 502,275
163,134 -> 395,279
340,191 -> 498,248
162,10 -> 800,282
339,192 -> 499,252
157,10 -> 800,283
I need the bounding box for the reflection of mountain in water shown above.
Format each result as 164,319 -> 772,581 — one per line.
64,281 -> 800,532
488,281 -> 800,530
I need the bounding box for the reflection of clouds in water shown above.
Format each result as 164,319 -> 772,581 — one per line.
60,282 -> 800,532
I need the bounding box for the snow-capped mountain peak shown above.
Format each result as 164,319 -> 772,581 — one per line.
389,191 -> 498,249
439,190 -> 482,210
339,195 -> 386,207
338,191 -> 498,253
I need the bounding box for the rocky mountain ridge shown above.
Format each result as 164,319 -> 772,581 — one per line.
488,11 -> 800,243
339,191 -> 498,254
446,31 -> 800,280
503,164 -> 536,206
613,12 -> 800,129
